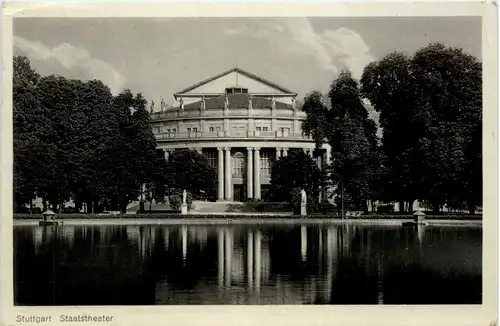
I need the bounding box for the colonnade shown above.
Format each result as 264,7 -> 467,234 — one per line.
160,146 -> 331,202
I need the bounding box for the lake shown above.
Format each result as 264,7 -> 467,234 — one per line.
14,223 -> 482,305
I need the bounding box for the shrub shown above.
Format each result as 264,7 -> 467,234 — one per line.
12,213 -> 483,220
290,187 -> 302,214
169,195 -> 181,211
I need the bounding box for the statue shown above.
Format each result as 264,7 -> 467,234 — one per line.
292,97 -> 296,111
160,98 -> 166,112
271,96 -> 276,110
248,94 -> 253,110
224,94 -> 229,110
300,189 -> 307,216
201,96 -> 206,111
150,100 -> 155,114
179,98 -> 184,110
181,189 -> 188,215
301,189 -> 307,204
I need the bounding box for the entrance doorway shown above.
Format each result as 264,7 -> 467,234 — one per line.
233,185 -> 245,202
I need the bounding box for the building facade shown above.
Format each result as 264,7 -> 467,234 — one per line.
149,67 -> 331,202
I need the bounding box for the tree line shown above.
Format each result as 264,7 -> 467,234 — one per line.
13,56 -> 218,213
300,43 -> 482,214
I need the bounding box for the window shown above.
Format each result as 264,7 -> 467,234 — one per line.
209,127 -> 214,132
232,152 -> 245,177
193,128 -> 198,132
263,127 -> 269,131
256,127 -> 262,132
187,128 -> 191,132
216,127 -> 221,132
205,151 -> 217,169
172,129 -> 176,133
225,87 -> 249,94
280,127 -> 285,133
260,151 -> 271,177
166,128 -> 171,133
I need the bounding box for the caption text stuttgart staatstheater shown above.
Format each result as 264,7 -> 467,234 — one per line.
17,314 -> 114,323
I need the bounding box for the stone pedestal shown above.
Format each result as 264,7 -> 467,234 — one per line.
413,209 -> 426,224
300,203 -> 307,216
181,203 -> 188,215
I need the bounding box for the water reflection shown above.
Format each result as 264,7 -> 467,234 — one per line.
14,223 -> 482,305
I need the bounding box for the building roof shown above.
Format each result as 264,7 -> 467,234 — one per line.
171,93 -> 293,111
174,67 -> 297,98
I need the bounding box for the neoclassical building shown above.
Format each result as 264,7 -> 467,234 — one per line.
149,67 -> 331,202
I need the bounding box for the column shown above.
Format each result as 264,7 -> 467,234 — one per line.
325,147 -> 331,166
282,148 -> 288,157
224,147 -> 232,200
275,148 -> 281,161
217,148 -> 224,200
247,148 -> 253,200
253,147 -> 261,199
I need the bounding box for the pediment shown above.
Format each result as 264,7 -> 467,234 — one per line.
174,67 -> 297,97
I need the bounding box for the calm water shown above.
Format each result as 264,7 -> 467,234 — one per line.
14,223 -> 482,305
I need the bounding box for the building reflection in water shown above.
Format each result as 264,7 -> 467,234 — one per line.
19,222 -> 481,305
247,230 -> 253,291
301,226 -> 307,262
182,225 -> 188,263
30,223 -> 355,304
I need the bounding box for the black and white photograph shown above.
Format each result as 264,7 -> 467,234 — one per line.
2,2 -> 497,326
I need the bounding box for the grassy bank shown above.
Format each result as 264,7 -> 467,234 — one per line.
14,213 -> 483,220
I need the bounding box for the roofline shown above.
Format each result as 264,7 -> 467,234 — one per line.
174,93 -> 298,99
173,67 -> 297,98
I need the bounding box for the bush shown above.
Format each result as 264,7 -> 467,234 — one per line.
290,188 -> 302,214
377,204 -> 394,214
169,195 -> 181,211
12,213 -> 483,220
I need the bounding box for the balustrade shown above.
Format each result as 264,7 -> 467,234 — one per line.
155,131 -> 310,141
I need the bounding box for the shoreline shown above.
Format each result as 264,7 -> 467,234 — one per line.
12,218 -> 482,227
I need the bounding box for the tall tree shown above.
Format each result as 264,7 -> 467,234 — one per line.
360,43 -> 482,213
360,52 -> 417,211
302,72 -> 380,212
12,56 -> 161,213
410,43 -> 482,213
13,56 -> 44,210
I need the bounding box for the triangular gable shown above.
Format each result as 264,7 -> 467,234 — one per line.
174,67 -> 297,97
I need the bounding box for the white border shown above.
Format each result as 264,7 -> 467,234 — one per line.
1,2 -> 497,326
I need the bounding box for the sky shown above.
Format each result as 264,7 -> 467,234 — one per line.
14,17 -> 481,108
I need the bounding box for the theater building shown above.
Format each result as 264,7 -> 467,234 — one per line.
149,67 -> 331,202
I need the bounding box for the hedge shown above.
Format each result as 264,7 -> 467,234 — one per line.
13,213 -> 482,220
